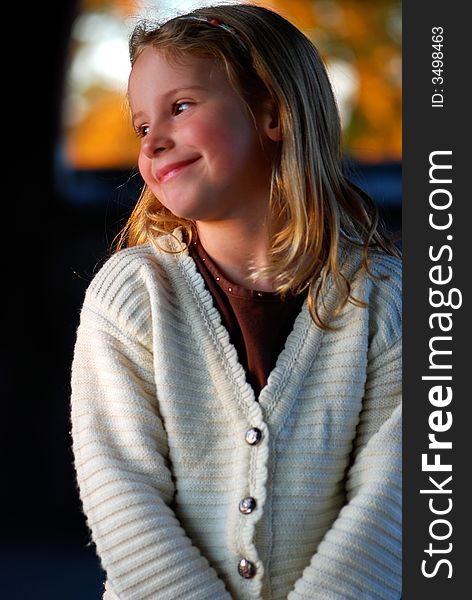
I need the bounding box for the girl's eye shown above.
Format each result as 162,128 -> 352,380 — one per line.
136,125 -> 149,138
173,101 -> 192,115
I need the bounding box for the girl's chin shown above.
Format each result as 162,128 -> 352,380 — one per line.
157,195 -> 218,222
159,202 -> 210,222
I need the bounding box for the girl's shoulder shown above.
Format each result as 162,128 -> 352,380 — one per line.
339,240 -> 402,349
360,247 -> 402,350
364,247 -> 402,304
85,243 -> 163,303
342,240 -> 402,294
367,246 -> 402,277
81,234 -> 184,328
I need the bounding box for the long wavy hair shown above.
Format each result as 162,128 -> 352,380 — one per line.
116,3 -> 401,328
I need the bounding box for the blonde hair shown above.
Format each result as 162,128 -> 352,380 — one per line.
116,3 -> 401,328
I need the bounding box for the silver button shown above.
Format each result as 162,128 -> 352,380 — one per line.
245,427 -> 262,445
239,497 -> 256,514
238,558 -> 256,579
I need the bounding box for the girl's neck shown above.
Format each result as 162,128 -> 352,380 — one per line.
194,218 -> 275,292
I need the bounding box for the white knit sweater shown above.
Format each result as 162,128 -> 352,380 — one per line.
70,230 -> 402,600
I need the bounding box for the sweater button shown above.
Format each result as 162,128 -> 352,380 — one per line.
238,558 -> 256,579
239,497 -> 256,514
245,427 -> 262,445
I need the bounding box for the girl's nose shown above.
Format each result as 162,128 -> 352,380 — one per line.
141,125 -> 173,159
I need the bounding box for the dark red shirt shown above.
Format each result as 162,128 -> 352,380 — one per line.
188,237 -> 307,398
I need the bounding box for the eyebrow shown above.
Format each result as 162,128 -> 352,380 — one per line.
163,85 -> 207,96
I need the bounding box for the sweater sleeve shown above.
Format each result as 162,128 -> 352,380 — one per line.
70,295 -> 232,600
288,330 -> 402,600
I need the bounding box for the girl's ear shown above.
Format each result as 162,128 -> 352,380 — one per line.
260,100 -> 282,142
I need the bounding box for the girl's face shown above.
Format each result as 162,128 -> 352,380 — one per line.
128,47 -> 279,224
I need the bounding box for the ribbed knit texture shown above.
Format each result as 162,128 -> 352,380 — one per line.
70,230 -> 402,600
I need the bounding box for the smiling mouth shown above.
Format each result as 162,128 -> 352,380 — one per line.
158,157 -> 201,183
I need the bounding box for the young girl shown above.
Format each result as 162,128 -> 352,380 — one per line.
71,4 -> 402,599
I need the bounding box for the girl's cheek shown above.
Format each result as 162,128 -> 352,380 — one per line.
137,152 -> 146,174
137,156 -> 160,195
138,153 -> 152,183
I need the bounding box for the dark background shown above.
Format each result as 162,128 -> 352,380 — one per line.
2,2 -> 401,598
3,1 -> 106,597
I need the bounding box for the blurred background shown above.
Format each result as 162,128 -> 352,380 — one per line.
3,0 -> 401,598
